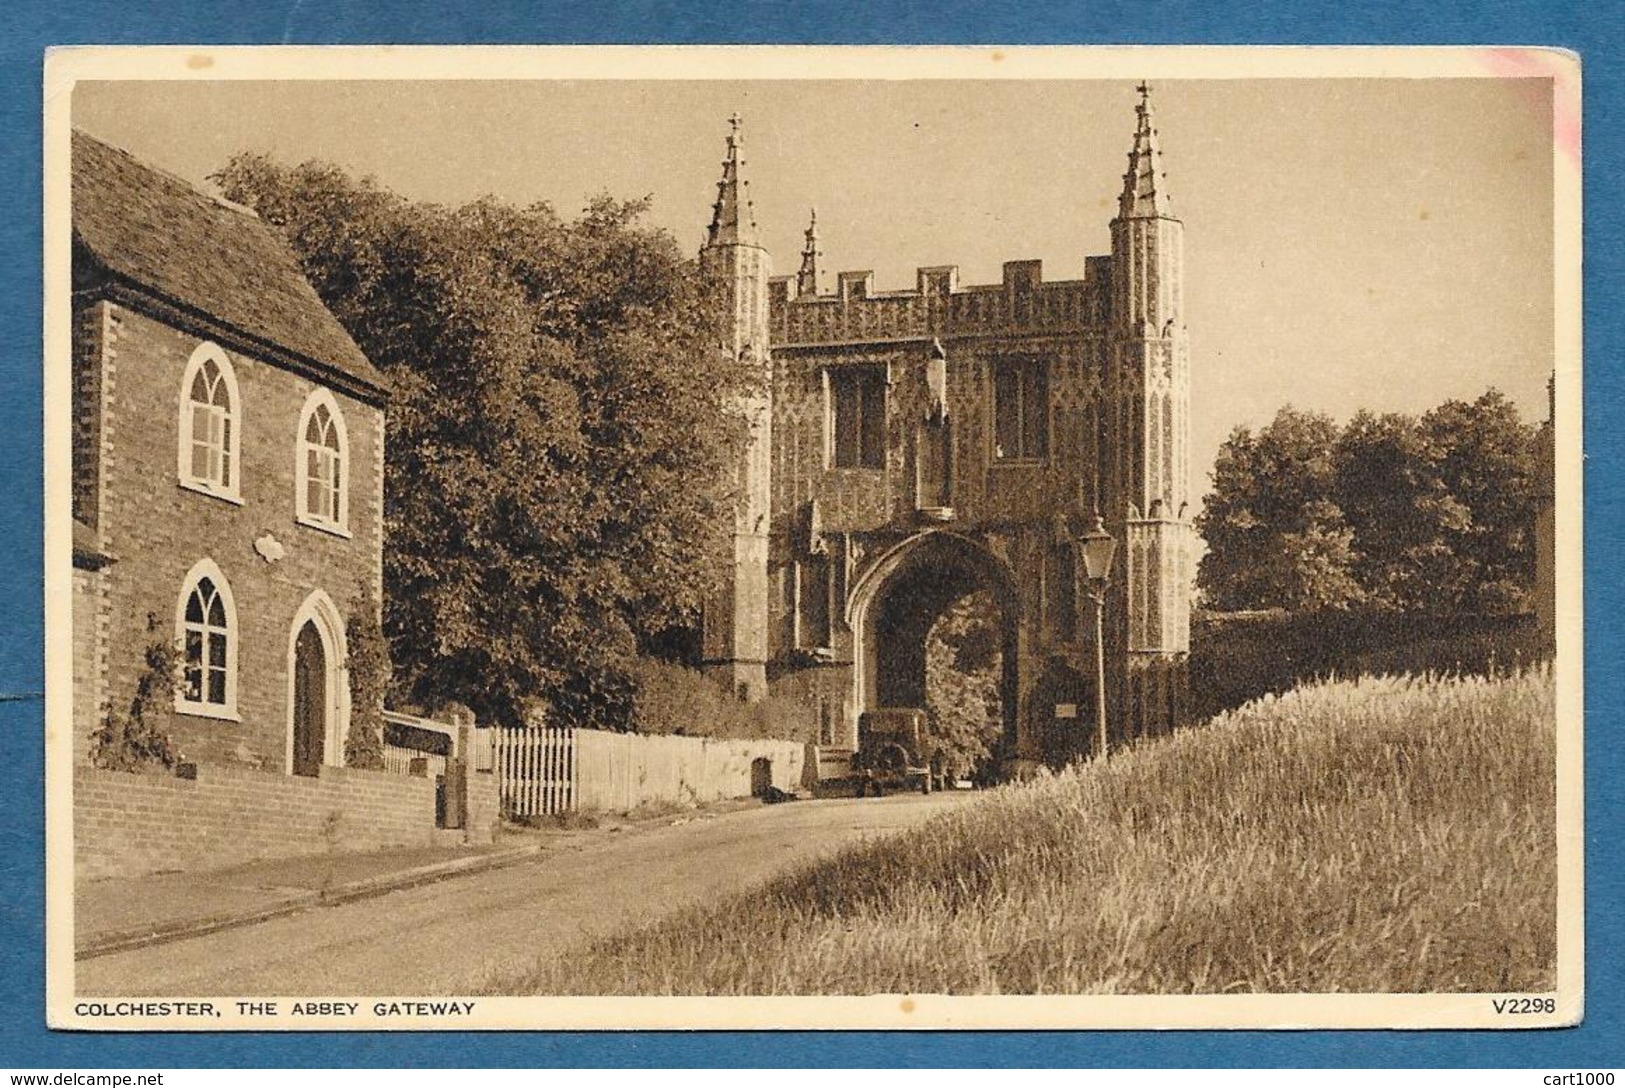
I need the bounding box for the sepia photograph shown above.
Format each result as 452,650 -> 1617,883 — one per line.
42,46 -> 1582,1031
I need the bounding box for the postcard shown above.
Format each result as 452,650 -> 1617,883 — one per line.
43,45 -> 1582,1030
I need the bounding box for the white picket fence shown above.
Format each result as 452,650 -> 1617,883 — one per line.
490,726 -> 576,815
382,743 -> 447,780
380,710 -> 460,780
489,727 -> 806,817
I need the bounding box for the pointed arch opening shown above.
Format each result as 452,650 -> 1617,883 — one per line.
177,342 -> 242,503
174,558 -> 240,720
848,532 -> 1024,777
296,387 -> 351,536
285,589 -> 350,776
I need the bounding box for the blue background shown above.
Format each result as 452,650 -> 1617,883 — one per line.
4,0 -> 1618,1068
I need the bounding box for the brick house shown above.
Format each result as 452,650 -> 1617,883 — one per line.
71,130 -> 388,776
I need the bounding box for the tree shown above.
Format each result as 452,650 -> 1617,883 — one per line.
924,591 -> 1005,776
213,158 -> 756,728
1332,410 -> 1468,612
1196,408 -> 1363,612
1198,393 -> 1541,617
1422,390 -> 1539,613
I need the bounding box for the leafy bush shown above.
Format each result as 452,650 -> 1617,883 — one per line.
344,584 -> 392,769
1188,609 -> 1545,723
89,638 -> 180,773
630,658 -> 818,744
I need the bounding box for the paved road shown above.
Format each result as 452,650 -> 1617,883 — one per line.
77,791 -> 975,996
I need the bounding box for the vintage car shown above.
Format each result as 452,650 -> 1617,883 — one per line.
852,708 -> 943,796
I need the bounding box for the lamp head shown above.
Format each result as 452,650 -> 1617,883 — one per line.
1079,514 -> 1117,584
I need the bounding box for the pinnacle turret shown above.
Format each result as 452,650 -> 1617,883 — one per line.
706,114 -> 760,247
1118,83 -> 1173,219
796,208 -> 820,297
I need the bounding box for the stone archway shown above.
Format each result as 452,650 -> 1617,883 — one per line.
848,532 -> 1025,764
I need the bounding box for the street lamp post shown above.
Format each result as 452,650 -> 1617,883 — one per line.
1076,514 -> 1117,762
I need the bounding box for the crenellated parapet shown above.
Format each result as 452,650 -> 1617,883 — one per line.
768,258 -> 1111,349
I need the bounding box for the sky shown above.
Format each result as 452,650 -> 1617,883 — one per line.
72,76 -> 1556,503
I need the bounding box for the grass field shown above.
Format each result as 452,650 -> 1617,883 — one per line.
494,668 -> 1556,995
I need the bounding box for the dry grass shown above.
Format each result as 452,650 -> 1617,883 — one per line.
493,669 -> 1556,995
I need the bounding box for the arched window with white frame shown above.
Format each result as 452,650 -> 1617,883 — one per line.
175,558 -> 239,720
177,342 -> 242,501
296,388 -> 350,535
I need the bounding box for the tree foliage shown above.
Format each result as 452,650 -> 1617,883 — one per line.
1197,410 -> 1364,612
1332,410 -> 1467,610
924,591 -> 1005,775
1423,392 -> 1541,613
1198,392 -> 1539,615
213,157 -> 755,728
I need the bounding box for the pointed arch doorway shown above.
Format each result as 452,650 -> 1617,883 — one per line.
292,621 -> 326,776
848,532 -> 1026,768
286,591 -> 350,777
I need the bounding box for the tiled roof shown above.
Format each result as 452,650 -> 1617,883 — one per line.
71,131 -> 385,397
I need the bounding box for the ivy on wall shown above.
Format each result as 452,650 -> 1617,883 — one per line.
90,634 -> 180,773
344,584 -> 392,770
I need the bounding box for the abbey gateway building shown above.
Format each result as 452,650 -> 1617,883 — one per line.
700,87 -> 1194,768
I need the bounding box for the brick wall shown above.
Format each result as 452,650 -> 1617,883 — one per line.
767,663 -> 853,750
75,762 -> 435,881
768,268 -> 1112,538
72,568 -> 107,741
750,203 -> 1195,761
82,303 -> 384,770
771,265 -> 1106,348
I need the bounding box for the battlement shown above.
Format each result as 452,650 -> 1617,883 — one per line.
768,256 -> 1112,349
